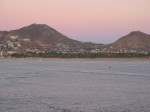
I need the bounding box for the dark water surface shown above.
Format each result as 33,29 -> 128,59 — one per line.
0,59 -> 150,112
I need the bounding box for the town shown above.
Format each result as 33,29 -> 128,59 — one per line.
0,35 -> 149,58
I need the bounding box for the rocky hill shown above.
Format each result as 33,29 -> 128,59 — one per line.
107,31 -> 150,52
0,24 -> 150,56
0,24 -> 103,54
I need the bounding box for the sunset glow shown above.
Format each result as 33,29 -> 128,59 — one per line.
0,0 -> 150,43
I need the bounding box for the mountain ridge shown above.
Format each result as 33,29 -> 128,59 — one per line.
0,24 -> 150,56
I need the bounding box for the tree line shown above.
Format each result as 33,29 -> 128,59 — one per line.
11,52 -> 150,58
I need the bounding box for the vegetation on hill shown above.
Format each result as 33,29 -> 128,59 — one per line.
11,52 -> 150,58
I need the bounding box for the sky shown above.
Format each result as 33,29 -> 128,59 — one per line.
0,0 -> 150,44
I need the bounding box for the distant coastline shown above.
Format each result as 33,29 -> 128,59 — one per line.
1,57 -> 150,62
0,24 -> 150,58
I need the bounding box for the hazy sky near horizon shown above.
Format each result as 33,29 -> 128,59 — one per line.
0,0 -> 150,43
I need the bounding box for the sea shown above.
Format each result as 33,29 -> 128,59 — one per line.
0,59 -> 150,112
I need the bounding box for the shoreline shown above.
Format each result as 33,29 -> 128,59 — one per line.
1,57 -> 150,62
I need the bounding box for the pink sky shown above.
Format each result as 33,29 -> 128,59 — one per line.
0,0 -> 150,43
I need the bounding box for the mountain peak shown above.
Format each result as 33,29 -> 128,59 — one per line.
129,31 -> 147,36
29,23 -> 49,27
111,31 -> 150,51
25,23 -> 51,30
15,23 -> 58,37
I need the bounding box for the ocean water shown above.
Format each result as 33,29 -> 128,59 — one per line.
0,59 -> 150,112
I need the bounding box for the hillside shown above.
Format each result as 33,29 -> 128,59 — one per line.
108,31 -> 150,52
0,24 -> 103,54
0,24 -> 150,56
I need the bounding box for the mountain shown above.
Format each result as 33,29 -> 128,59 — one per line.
108,31 -> 150,52
0,24 -> 150,55
0,24 -> 103,53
